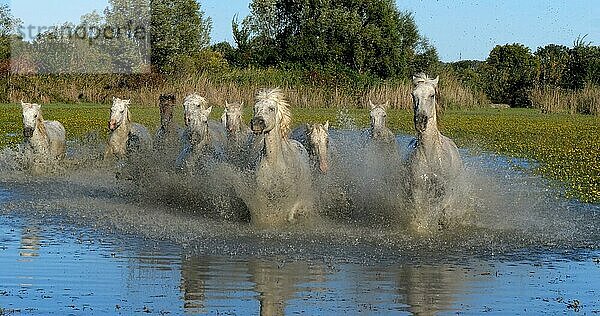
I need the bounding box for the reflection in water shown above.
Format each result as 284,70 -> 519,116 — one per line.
19,224 -> 41,258
395,264 -> 467,315
249,259 -> 310,316
180,255 -> 209,313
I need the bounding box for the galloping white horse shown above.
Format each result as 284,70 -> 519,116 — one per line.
407,74 -> 463,232
221,101 -> 251,143
176,94 -> 225,170
21,101 -> 66,159
221,101 -> 253,167
249,88 -> 314,227
104,97 -> 152,160
368,101 -> 395,143
291,121 -> 330,173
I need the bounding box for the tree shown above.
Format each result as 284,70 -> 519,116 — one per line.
235,0 -> 436,79
484,43 -> 538,107
149,0 -> 212,73
563,36 -> 600,89
1,4 -> 21,60
534,44 -> 569,88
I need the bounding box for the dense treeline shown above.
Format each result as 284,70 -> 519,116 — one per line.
0,1 -> 598,114
446,39 -> 600,113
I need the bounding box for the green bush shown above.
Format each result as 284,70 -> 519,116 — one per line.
483,43 -> 538,107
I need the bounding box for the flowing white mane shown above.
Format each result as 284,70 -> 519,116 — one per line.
184,93 -> 208,109
256,88 -> 292,138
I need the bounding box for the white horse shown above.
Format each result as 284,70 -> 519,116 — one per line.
221,101 -> 251,143
248,88 -> 314,228
104,97 -> 152,160
368,101 -> 395,143
221,101 -> 254,167
291,121 -> 330,173
21,101 -> 66,160
176,93 -> 225,170
407,74 -> 463,232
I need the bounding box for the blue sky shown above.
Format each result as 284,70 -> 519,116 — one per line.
4,0 -> 599,61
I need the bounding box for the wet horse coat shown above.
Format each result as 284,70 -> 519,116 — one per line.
104,97 -> 152,160
249,88 -> 315,228
407,74 -> 463,232
291,121 -> 330,174
21,102 -> 66,160
176,94 -> 225,170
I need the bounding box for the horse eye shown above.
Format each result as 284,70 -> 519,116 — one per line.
120,110 -> 124,113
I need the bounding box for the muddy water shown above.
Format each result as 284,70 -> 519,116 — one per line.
0,133 -> 599,314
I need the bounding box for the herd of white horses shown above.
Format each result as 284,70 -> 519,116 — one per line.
19,73 -> 464,233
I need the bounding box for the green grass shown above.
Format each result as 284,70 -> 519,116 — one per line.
1,104 -> 599,203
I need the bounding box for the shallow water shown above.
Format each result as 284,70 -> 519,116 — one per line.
0,131 -> 599,314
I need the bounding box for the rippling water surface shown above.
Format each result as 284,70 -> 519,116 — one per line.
0,132 -> 599,314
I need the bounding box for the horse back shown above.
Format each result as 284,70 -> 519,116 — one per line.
44,120 -> 66,157
130,123 -> 153,149
44,120 -> 66,140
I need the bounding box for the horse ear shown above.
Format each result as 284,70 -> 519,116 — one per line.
369,100 -> 375,109
220,110 -> 227,125
207,106 -> 213,114
240,101 -> 244,107
125,99 -> 131,106
324,120 -> 329,130
432,76 -> 439,87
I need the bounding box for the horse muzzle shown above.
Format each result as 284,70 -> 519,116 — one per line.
108,120 -> 117,131
250,117 -> 266,134
414,114 -> 428,132
23,127 -> 34,138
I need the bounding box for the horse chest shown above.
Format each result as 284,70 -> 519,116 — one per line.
108,128 -> 129,156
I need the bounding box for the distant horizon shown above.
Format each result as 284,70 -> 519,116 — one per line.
3,0 -> 598,62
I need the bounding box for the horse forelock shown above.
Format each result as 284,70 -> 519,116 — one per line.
184,93 -> 207,109
257,88 -> 292,138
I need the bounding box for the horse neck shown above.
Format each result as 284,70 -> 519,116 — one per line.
115,115 -> 131,135
31,116 -> 49,149
190,123 -> 210,149
416,117 -> 443,157
262,128 -> 284,161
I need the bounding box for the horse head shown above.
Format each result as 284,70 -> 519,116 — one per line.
159,94 -> 176,127
251,88 -> 291,138
222,101 -> 245,134
183,93 -> 208,127
307,121 -> 329,173
369,100 -> 389,131
411,74 -> 439,133
21,101 -> 42,138
109,97 -> 131,131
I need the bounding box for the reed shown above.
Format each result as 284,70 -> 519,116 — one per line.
531,85 -> 600,115
6,70 -> 488,109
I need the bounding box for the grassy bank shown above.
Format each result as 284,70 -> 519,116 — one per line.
1,104 -> 598,203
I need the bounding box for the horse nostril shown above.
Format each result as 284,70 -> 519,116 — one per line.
251,117 -> 266,134
23,128 -> 33,137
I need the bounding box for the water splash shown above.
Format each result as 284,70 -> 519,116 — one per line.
0,128 -> 598,258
